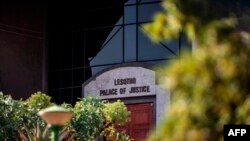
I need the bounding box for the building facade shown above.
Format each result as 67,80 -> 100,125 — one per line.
0,0 -> 249,140
81,0 -> 190,139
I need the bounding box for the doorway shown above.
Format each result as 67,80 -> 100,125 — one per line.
116,103 -> 154,141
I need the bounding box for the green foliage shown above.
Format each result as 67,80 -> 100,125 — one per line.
24,92 -> 52,128
102,100 -> 131,141
0,92 -> 131,141
25,91 -> 51,111
70,97 -> 105,141
144,0 -> 250,141
69,97 -> 131,141
18,92 -> 53,141
0,91 -> 52,141
0,92 -> 20,141
143,0 -> 237,47
150,44 -> 250,141
103,100 -> 130,125
103,126 -> 131,141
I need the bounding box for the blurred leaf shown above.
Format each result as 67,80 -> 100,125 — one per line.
144,0 -> 250,141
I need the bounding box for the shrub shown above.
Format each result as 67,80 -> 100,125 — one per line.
0,92 -> 131,141
69,97 -> 131,141
103,100 -> 130,125
69,97 -> 105,141
0,92 -> 20,141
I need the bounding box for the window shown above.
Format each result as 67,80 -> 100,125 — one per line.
48,0 -> 190,104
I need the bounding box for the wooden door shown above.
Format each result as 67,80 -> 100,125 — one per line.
112,103 -> 154,141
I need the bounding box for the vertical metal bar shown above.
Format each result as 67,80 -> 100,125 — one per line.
136,0 -> 139,61
71,31 -> 74,103
123,6 -> 125,63
83,25 -> 86,82
59,32 -> 62,102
